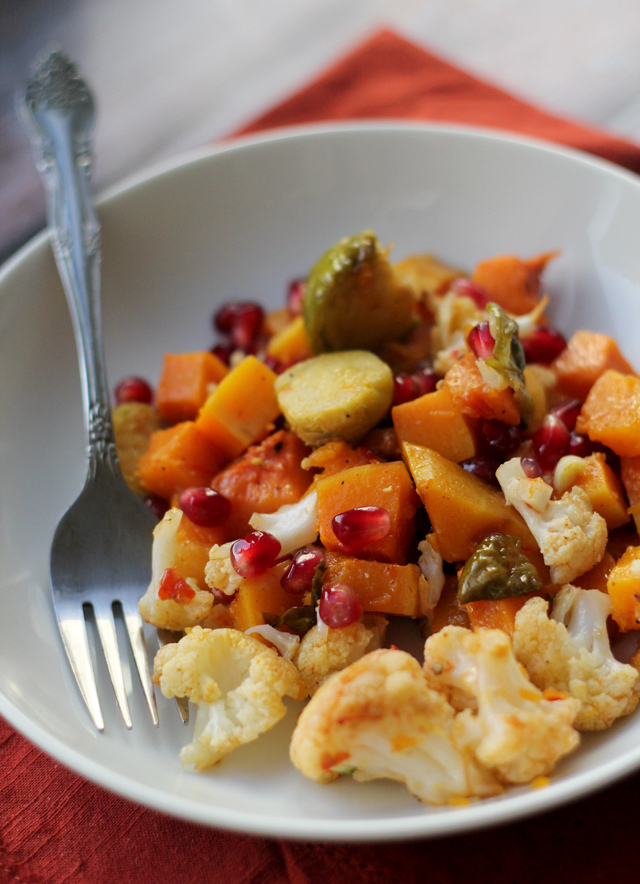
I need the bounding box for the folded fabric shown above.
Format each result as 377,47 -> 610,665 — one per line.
2,26 -> 640,884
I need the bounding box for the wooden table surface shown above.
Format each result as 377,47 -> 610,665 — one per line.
2,0 -> 640,263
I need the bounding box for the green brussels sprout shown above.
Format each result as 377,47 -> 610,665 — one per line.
484,302 -> 534,428
303,231 -> 416,354
458,533 -> 542,604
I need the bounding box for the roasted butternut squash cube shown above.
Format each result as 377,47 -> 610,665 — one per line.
576,370 -> 640,457
196,355 -> 280,459
621,456 -> 640,534
430,576 -> 471,633
569,452 -> 630,530
173,515 -> 229,590
607,546 -> 640,631
465,594 -> 538,638
573,552 -> 616,593
266,315 -> 312,365
401,441 -> 545,576
138,422 -> 226,500
316,461 -> 420,564
552,330 -> 634,401
229,561 -> 293,632
324,552 -> 421,617
470,252 -> 558,316
156,351 -> 228,424
442,352 -> 520,425
392,386 -> 476,463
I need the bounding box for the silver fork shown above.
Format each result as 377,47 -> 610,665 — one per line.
19,50 -> 161,731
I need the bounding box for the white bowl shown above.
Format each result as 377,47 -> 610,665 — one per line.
2,122 -> 640,841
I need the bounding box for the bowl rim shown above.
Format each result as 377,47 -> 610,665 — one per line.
2,119 -> 640,841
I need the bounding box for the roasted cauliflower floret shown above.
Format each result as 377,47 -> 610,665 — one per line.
295,614 -> 387,695
138,508 -> 213,630
513,590 -> 640,731
204,542 -> 243,598
290,648 -> 502,805
153,627 -> 307,769
496,456 -> 607,584
423,626 -> 580,783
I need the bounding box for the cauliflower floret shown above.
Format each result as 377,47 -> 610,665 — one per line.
204,543 -> 243,598
295,614 -> 388,695
496,456 -> 607,584
513,590 -> 640,731
417,536 -> 445,616
423,626 -> 580,783
290,648 -> 502,804
153,626 -> 307,769
248,491 -> 319,556
138,509 -> 213,630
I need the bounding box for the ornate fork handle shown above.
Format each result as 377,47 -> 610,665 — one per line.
20,51 -> 117,476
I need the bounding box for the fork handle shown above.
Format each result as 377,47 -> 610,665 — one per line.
21,53 -> 116,475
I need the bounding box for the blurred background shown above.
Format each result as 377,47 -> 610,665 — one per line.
3,0 -> 640,264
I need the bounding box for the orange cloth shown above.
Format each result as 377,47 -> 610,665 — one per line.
3,28 -> 640,884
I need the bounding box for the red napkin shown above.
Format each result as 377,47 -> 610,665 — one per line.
3,29 -> 640,884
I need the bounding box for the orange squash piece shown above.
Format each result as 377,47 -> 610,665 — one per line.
471,251 -> 558,315
465,594 -> 538,638
229,561 -> 295,632
266,315 -> 312,365
303,440 -> 380,493
211,429 -> 312,539
324,552 -> 421,617
576,370 -> 640,457
137,422 -> 226,500
430,576 -> 471,633
173,515 -> 229,590
156,351 -> 228,424
568,452 -> 630,530
607,546 -> 640,631
392,386 -> 476,463
552,330 -> 634,401
442,352 -> 521,425
316,461 -> 420,564
401,442 -> 545,577
196,355 -> 280,460
574,552 -> 616,593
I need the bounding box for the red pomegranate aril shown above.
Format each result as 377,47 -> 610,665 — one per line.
144,494 -> 169,521
229,303 -> 265,352
210,586 -> 236,605
461,457 -> 500,485
114,376 -> 153,405
211,342 -> 235,366
550,399 -> 582,433
532,415 -> 571,471
521,457 -> 543,479
287,278 -> 306,316
451,277 -> 490,309
264,354 -> 285,374
178,487 -> 231,527
331,506 -> 391,553
214,303 -> 240,335
569,432 -> 593,458
280,547 -> 325,595
467,322 -> 495,360
521,326 -> 567,364
479,420 -> 522,459
414,366 -> 438,396
230,531 -> 282,578
318,582 -> 362,629
393,373 -> 419,405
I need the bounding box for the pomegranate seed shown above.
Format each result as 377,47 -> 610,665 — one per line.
332,506 -> 390,553
264,354 -> 285,374
569,432 -> 593,457
230,531 -> 281,578
550,399 -> 582,433
393,373 -> 420,405
114,376 -> 153,405
467,321 -> 495,360
178,487 -> 231,527
521,457 -> 543,478
214,303 -> 240,335
414,366 -> 438,396
461,457 -> 500,485
451,277 -> 490,308
319,582 -> 362,629
287,278 -> 306,315
144,494 -> 169,521
280,548 -> 325,595
230,303 -> 265,352
521,326 -> 567,364
211,342 -> 235,366
210,586 -> 236,605
532,415 -> 570,471
479,420 -> 521,459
